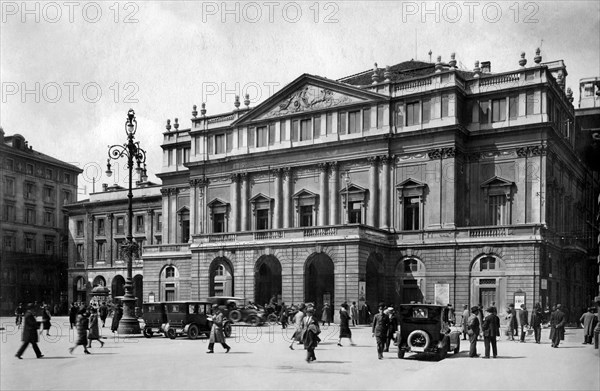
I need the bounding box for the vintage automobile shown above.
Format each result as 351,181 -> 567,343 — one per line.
163,301 -> 232,339
206,296 -> 266,326
141,302 -> 167,338
395,304 -> 461,360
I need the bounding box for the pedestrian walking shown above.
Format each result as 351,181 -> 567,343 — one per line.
69,308 -> 91,355
69,303 -> 78,329
40,305 -> 52,336
372,303 -> 389,359
111,304 -> 123,333
99,302 -> 108,327
207,305 -> 231,353
550,304 -> 566,348
87,308 -> 104,348
279,302 -> 288,329
518,304 -> 529,343
461,304 -> 469,340
289,305 -> 305,350
481,306 -> 500,358
385,307 -> 398,352
364,303 -> 372,325
531,303 -> 543,344
446,304 -> 456,326
506,304 -> 517,341
321,303 -> 331,326
15,304 -> 44,359
467,306 -> 480,357
580,307 -> 597,344
14,303 -> 24,329
337,303 -> 355,346
350,301 -> 358,326
303,307 -> 320,362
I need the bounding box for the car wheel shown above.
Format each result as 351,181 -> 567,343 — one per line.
229,310 -> 242,322
407,330 -> 430,350
247,315 -> 260,326
188,324 -> 199,340
267,313 -> 279,324
397,349 -> 405,359
167,328 -> 177,339
143,328 -> 153,338
223,322 -> 232,338
453,338 -> 460,354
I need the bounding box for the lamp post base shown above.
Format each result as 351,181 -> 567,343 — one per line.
117,296 -> 141,335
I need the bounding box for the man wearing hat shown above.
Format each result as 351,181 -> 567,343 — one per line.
549,304 -> 566,348
372,303 -> 389,359
207,304 -> 230,354
15,303 -> 44,359
467,306 -> 481,357
579,307 -> 597,345
481,307 -> 500,358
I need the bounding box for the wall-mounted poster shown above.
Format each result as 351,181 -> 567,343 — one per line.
514,291 -> 526,308
434,283 -> 450,305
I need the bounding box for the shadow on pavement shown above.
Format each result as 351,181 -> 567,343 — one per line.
37,356 -> 76,360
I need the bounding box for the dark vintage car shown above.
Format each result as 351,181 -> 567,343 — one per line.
395,304 -> 461,360
206,296 -> 266,326
142,302 -> 167,338
163,301 -> 232,339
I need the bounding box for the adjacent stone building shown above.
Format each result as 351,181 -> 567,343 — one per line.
0,130 -> 82,315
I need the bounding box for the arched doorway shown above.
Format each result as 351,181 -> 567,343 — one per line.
133,274 -> 143,308
92,276 -> 106,287
73,276 -> 87,303
365,253 -> 385,313
304,253 -> 334,311
111,275 -> 125,300
209,257 -> 233,297
470,254 -> 506,312
160,265 -> 179,301
254,255 -> 282,306
394,257 -> 426,306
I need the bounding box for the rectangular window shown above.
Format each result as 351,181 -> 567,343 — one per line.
26,163 -> 33,175
3,234 -> 15,251
441,94 -> 450,118
43,186 -> 54,203
326,113 -> 333,134
116,217 -> 124,234
256,209 -> 269,230
406,102 -> 420,126
97,219 -> 105,236
362,108 -> 371,130
338,112 -> 347,134
45,168 -> 53,180
377,105 -> 384,128
64,173 -> 71,184
492,98 -> 506,122
63,190 -> 71,205
136,215 -> 144,232
348,111 -> 360,134
97,241 -> 105,261
248,127 -> 255,147
348,201 -> 362,224
526,91 -> 535,115
25,237 -> 35,253
403,197 -> 420,231
509,95 -> 519,119
256,126 -> 267,147
395,102 -> 404,127
207,136 -> 214,154
156,214 -> 162,231
184,148 -> 190,163
5,159 -> 14,170
291,121 -> 299,141
488,195 -> 507,225
45,239 -> 54,255
168,150 -> 173,166
226,132 -> 233,152
213,213 -> 225,233
176,148 -> 183,165
280,120 -> 287,141
313,116 -> 321,138
44,210 -> 55,227
300,119 -> 312,140
76,220 -> 84,236
5,177 -> 15,195
25,208 -> 35,224
3,203 -> 15,222
479,101 -> 490,124
299,205 -> 313,227
77,244 -> 84,261
215,134 -> 225,154
422,99 -> 431,123
268,124 -> 276,145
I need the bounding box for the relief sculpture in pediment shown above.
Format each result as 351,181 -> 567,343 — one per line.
262,85 -> 356,118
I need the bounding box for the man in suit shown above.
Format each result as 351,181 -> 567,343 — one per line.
371,303 -> 389,359
518,304 -> 530,343
481,306 -> 501,358
550,304 -> 566,348
461,304 -> 469,340
467,306 -> 480,357
15,303 -> 44,359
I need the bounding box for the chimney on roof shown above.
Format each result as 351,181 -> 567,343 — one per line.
481,61 -> 491,73
102,183 -> 108,192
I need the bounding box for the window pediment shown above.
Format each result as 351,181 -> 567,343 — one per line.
340,184 -> 368,203
397,178 -> 427,198
292,189 -> 318,201
249,193 -> 274,212
207,198 -> 230,215
481,176 -> 514,196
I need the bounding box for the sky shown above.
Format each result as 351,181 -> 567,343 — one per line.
1,0 -> 599,199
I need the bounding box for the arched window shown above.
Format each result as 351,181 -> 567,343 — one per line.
165,266 -> 175,278
216,265 -> 224,276
480,256 -> 496,271
404,259 -> 419,273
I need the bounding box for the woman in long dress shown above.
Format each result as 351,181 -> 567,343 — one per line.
337,303 -> 355,346
69,308 -> 90,354
87,307 -> 104,348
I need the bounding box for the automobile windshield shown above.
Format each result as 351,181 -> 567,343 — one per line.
167,304 -> 182,312
412,308 -> 428,318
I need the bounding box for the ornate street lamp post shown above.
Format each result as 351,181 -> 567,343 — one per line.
105,109 -> 146,334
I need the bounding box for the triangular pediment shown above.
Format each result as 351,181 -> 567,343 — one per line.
480,176 -> 514,188
397,178 -> 427,188
339,184 -> 367,193
232,74 -> 387,125
292,189 -> 318,199
249,193 -> 273,203
207,198 -> 229,207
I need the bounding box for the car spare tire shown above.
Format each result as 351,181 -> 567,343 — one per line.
229,310 -> 242,322
407,330 -> 431,350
